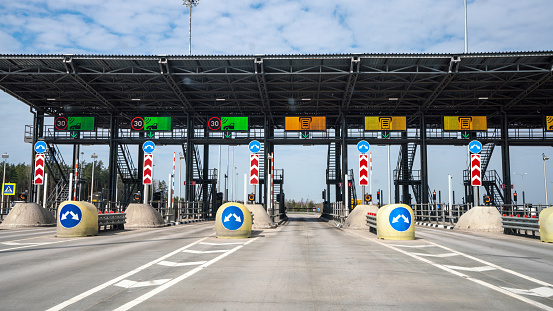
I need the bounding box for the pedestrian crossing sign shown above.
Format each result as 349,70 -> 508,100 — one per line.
2,183 -> 16,195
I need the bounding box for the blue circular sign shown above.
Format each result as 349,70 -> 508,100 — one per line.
59,204 -> 83,229
34,141 -> 47,154
357,140 -> 370,153
142,141 -> 156,153
249,140 -> 261,153
389,206 -> 412,232
468,140 -> 482,154
221,205 -> 245,231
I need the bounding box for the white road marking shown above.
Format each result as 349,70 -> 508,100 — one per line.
348,231 -> 553,311
200,241 -> 244,246
182,249 -> 228,254
113,237 -> 260,311
157,260 -> 207,267
2,241 -> 50,246
502,287 -> 553,298
393,244 -> 437,248
443,265 -> 496,272
46,236 -> 209,311
114,279 -> 172,289
410,252 -> 459,258
426,241 -> 553,288
0,239 -> 73,252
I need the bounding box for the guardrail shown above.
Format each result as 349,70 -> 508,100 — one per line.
366,213 -> 377,233
98,212 -> 126,231
501,214 -> 539,237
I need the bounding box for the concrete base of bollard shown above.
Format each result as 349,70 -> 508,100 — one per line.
57,201 -> 98,237
124,204 -> 166,228
215,202 -> 252,239
245,204 -> 276,229
539,207 -> 553,243
0,203 -> 56,228
344,204 -> 379,229
454,206 -> 503,232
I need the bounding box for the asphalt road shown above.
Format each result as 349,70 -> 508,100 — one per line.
1,215 -> 552,310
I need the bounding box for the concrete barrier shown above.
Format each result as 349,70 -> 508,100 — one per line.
539,207 -> 553,243
454,205 -> 502,232
57,201 -> 98,237
345,204 -> 379,229
245,204 -> 275,229
0,203 -> 55,228
124,203 -> 165,228
215,202 -> 252,239
376,204 -> 415,240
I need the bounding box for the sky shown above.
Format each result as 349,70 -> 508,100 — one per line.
1,0 -> 553,204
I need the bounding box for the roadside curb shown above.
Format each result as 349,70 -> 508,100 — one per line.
416,222 -> 454,230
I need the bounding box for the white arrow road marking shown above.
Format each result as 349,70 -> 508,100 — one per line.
157,261 -> 207,267
502,287 -> 553,298
114,279 -> 171,289
182,249 -> 228,254
443,265 -> 496,272
113,237 -> 259,311
410,252 -> 459,258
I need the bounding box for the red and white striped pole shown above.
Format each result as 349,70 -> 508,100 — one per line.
369,152 -> 373,202
73,160 -> 78,201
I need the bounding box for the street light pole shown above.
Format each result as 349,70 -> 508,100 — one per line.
90,153 -> 97,202
543,153 -> 549,206
2,153 -> 8,209
182,0 -> 200,56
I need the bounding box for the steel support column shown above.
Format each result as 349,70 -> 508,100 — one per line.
341,115 -> 348,210
501,112 -> 512,205
185,116 -> 193,202
107,115 -> 118,209
203,124 -> 209,215
420,114 -> 429,204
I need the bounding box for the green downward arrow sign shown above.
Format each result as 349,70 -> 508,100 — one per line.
147,131 -> 154,138
462,131 -> 469,138
302,131 -> 309,138
71,131 -> 77,138
382,131 -> 389,138
224,131 -> 231,139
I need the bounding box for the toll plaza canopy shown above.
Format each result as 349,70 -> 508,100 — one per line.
1,51 -> 552,130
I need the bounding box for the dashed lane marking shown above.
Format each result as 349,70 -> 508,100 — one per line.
157,260 -> 207,267
46,237 -> 209,311
409,252 -> 459,258
113,237 -> 260,311
443,265 -> 497,272
347,231 -> 553,311
502,287 -> 553,298
182,249 -> 229,254
114,279 -> 172,289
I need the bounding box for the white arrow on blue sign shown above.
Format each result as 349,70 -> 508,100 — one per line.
248,140 -> 261,153
468,140 -> 482,154
221,205 -> 245,231
357,140 -> 370,153
34,141 -> 47,154
142,141 -> 156,153
389,206 -> 412,232
59,204 -> 83,229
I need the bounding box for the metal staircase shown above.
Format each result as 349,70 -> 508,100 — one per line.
117,144 -> 140,207
326,142 -> 340,184
44,144 -> 70,211
347,169 -> 358,209
394,143 -> 430,204
182,144 -> 217,204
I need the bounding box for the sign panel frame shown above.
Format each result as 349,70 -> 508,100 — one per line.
284,116 -> 326,131
131,116 -> 172,131
443,116 -> 487,131
208,116 -> 249,132
364,116 -> 407,131
54,116 -> 96,131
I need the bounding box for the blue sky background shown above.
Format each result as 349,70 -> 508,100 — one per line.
1,0 -> 553,204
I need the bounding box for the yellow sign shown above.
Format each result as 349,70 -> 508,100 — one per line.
2,183 -> 16,196
546,116 -> 553,131
285,116 -> 326,131
364,116 -> 406,131
443,116 -> 487,131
